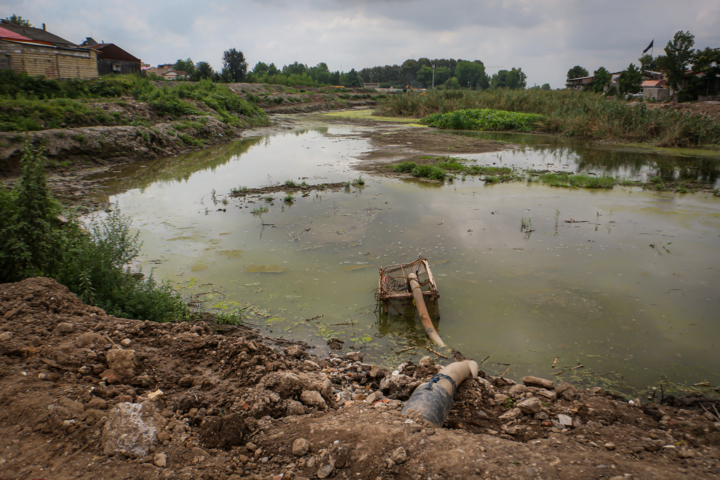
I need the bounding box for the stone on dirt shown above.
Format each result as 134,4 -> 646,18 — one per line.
419,356 -> 434,368
300,390 -> 327,410
286,399 -> 306,416
292,438 -> 310,456
346,351 -> 363,362
154,452 -> 167,467
317,463 -> 334,478
106,348 -> 137,380
0,331 -> 12,341
517,397 -> 543,415
499,408 -> 522,421
102,402 -> 165,458
57,322 -> 74,333
284,345 -> 305,358
557,414 -> 573,427
522,376 -> 553,389
391,446 -> 407,464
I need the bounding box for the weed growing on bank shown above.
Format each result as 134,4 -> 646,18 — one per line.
0,142 -> 190,322
422,109 -> 544,132
0,71 -> 266,132
539,173 -> 616,189
378,89 -> 720,147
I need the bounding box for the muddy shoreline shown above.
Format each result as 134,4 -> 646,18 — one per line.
1,277 -> 719,479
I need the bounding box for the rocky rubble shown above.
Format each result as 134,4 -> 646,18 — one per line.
1,277 -> 720,479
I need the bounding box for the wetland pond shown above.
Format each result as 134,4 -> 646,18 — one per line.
89,113 -> 720,398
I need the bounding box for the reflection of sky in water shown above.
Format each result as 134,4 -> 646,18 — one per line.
96,124 -> 720,396
452,131 -> 720,187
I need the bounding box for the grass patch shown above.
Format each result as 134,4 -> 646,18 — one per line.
283,194 -> 295,203
251,206 -> 269,215
539,173 -> 616,189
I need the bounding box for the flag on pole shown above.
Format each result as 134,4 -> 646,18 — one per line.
643,40 -> 654,54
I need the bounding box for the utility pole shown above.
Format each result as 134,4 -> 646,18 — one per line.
432,64 -> 436,89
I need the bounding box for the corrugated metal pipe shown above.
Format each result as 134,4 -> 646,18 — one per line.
401,360 -> 479,427
407,272 -> 444,347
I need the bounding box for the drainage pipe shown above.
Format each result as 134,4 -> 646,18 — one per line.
407,272 -> 445,347
401,359 -> 479,427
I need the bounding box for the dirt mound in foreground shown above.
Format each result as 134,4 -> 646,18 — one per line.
1,277 -> 719,480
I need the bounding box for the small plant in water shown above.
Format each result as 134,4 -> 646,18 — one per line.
252,206 -> 269,215
215,308 -> 244,325
520,217 -> 533,233
230,186 -> 249,195
221,197 -> 228,206
211,189 -> 218,205
300,181 -> 309,188
264,195 -> 274,202
284,180 -> 298,188
284,194 -> 294,203
352,175 -> 365,186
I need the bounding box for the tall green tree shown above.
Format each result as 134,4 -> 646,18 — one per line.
693,47 -> 720,96
541,83 -> 551,90
5,14 -> 31,27
193,61 -> 214,81
657,31 -> 695,90
174,58 -> 195,75
619,63 -> 644,94
282,62 -> 307,76
252,62 -> 269,75
456,61 -> 489,89
591,67 -> 611,93
491,68 -> 527,89
222,48 -> 248,82
567,65 -> 589,80
639,54 -> 658,72
341,68 -> 363,87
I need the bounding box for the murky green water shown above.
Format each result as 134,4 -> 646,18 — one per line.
90,117 -> 720,397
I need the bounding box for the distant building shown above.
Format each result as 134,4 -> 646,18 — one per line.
565,76 -> 594,90
146,64 -> 174,77
80,37 -> 141,75
0,20 -> 98,79
162,70 -> 188,80
641,79 -> 669,101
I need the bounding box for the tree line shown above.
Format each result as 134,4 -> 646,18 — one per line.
359,58 -> 528,90
567,31 -> 720,100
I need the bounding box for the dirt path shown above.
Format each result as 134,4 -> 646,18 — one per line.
1,277 -> 719,479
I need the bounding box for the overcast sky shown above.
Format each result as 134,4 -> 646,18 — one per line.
4,0 -> 720,88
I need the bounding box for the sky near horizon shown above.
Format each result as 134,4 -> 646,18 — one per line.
3,0 -> 720,88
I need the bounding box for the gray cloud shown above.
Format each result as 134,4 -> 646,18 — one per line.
5,0 -> 719,88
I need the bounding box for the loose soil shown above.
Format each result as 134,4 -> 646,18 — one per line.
1,277 -> 719,479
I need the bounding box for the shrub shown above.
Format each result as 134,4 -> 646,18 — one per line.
422,108 -> 544,132
412,164 -> 446,180
0,142 -> 190,322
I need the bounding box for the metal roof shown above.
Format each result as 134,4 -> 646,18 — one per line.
0,20 -> 77,46
0,26 -> 32,42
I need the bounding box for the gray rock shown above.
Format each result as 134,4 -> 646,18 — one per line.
57,322 -> 74,334
604,442 -> 616,451
300,390 -> 327,410
508,384 -> 528,397
346,351 -> 363,362
179,376 -> 194,388
102,402 -> 165,458
517,397 -> 543,414
292,438 -> 310,456
535,389 -> 557,401
522,376 -> 553,389
317,463 -> 334,478
391,446 -> 407,464
0,332 -> 12,342
154,452 -> 167,467
534,411 -> 549,421
494,394 -> 509,405
120,339 -> 132,347
365,392 -> 378,404
557,414 -> 573,427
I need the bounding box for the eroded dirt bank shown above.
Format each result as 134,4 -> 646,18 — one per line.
1,277 -> 719,480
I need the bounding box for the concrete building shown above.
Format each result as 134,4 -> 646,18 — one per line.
565,76 -> 594,90
0,21 -> 97,79
162,70 -> 188,80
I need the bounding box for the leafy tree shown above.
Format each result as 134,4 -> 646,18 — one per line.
222,48 -> 248,82
5,14 -> 31,27
541,83 -> 551,90
639,54 -> 658,72
591,67 -> 611,93
252,62 -> 268,75
267,63 -> 279,76
491,68 -> 526,89
401,59 -> 419,84
456,61 -> 489,89
434,67 -> 452,85
341,68 -> 363,87
174,58 -> 195,76
693,47 -> 720,96
567,66 -> 589,80
443,77 -> 461,90
657,31 -> 695,90
618,63 -> 643,94
193,61 -> 214,81
283,62 -> 307,76
416,65 -> 434,87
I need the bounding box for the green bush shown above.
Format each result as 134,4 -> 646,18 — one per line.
411,164 -> 446,180
422,108 -> 544,132
393,161 -> 417,173
539,173 -> 615,189
0,142 -> 190,322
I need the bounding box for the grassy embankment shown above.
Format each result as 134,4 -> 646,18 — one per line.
378,89 -> 720,148
0,71 -> 266,132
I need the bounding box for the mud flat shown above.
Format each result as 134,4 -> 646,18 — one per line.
1,277 -> 719,480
